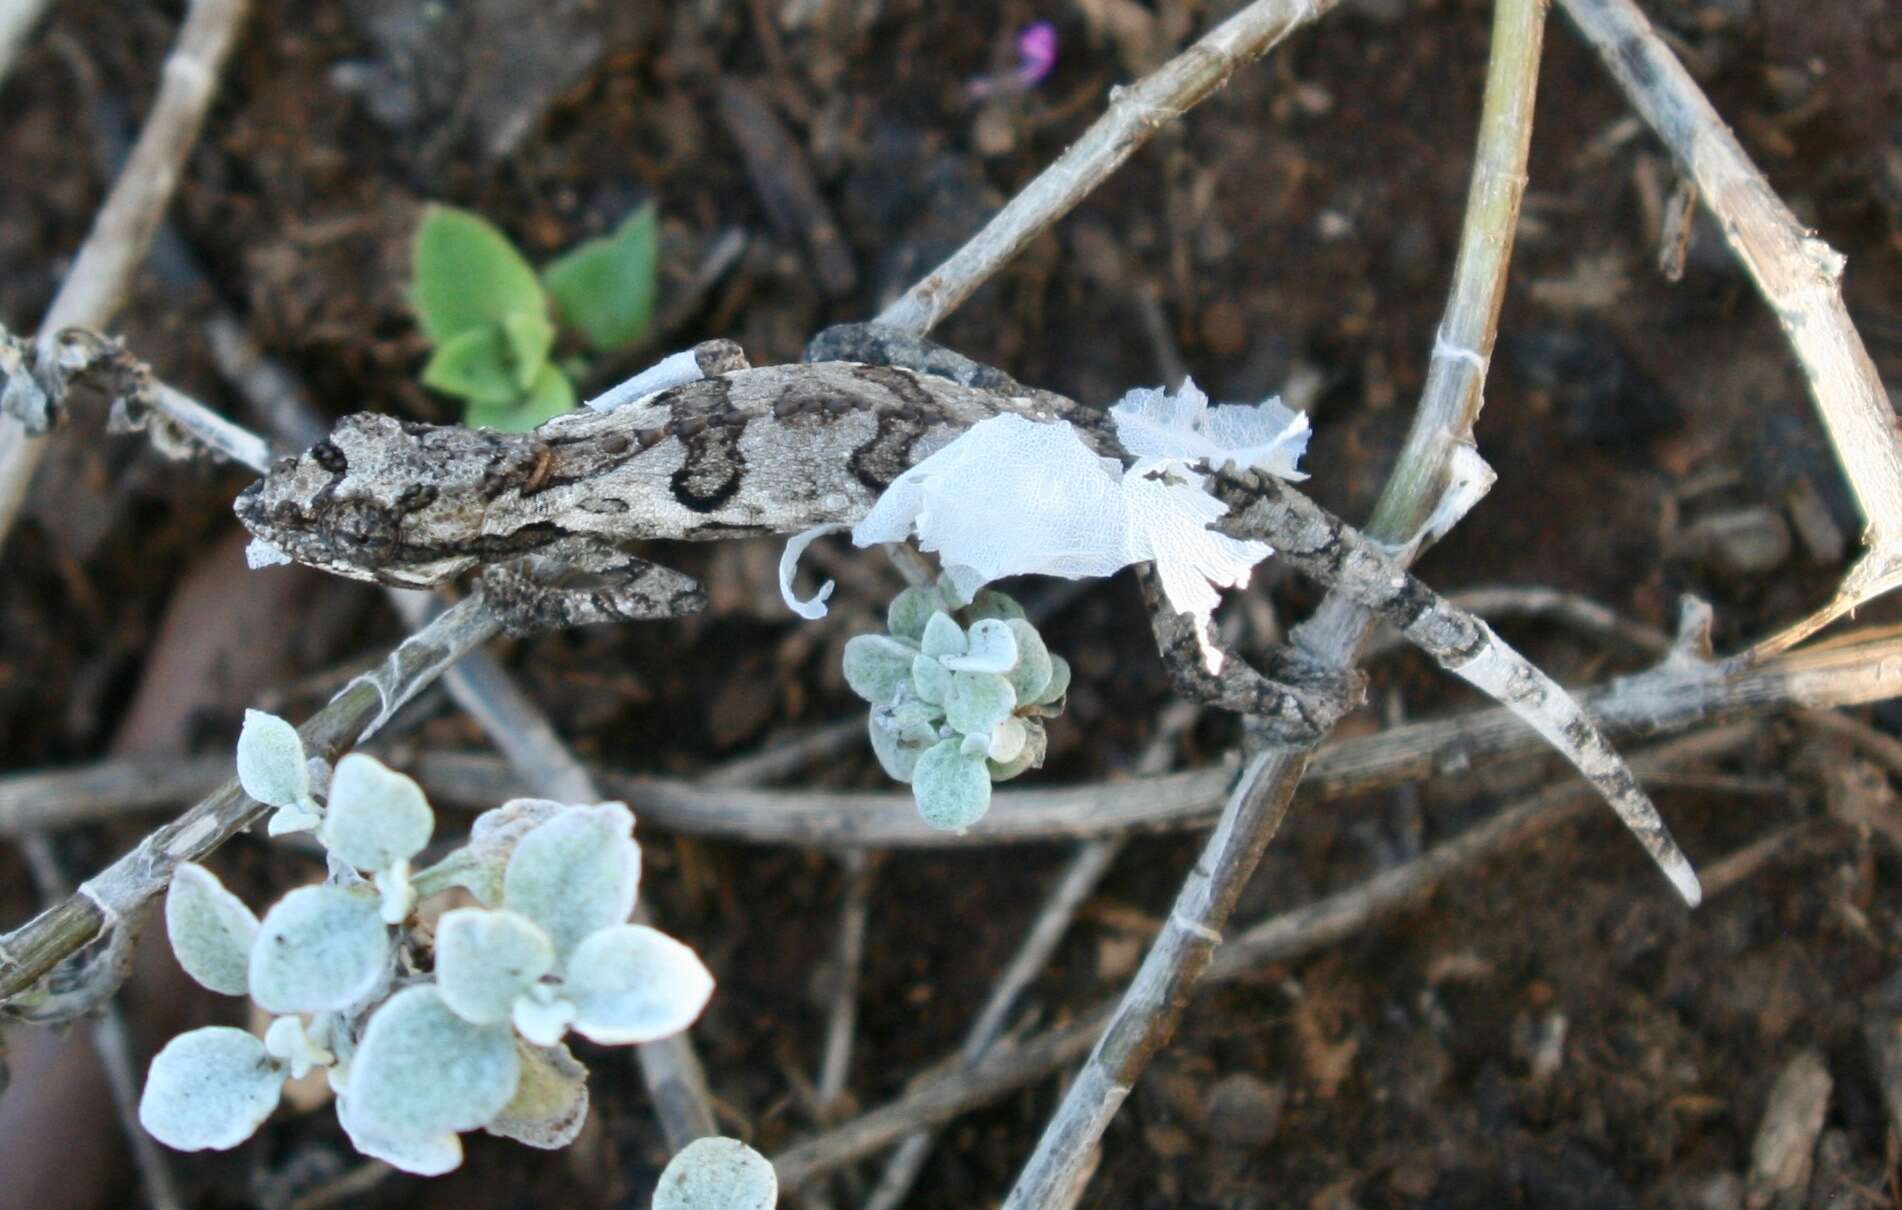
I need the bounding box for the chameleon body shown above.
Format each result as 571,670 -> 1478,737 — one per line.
235,357 -> 1088,617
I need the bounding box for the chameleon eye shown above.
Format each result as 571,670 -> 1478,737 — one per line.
324,499 -> 396,556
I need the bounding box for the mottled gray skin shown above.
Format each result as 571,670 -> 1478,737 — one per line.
232,359 -> 1085,628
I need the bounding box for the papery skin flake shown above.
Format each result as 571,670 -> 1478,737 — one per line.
783,379 -> 1310,673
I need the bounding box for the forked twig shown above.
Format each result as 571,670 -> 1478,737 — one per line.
1559,0 -> 1902,660
0,0 -> 248,547
874,0 -> 1338,334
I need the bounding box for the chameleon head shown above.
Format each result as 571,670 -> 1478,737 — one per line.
234,413 -> 538,588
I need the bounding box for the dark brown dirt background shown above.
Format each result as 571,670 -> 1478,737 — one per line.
3,0 -> 1902,1206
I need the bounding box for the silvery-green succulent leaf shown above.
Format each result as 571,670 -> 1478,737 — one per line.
919,612 -> 966,659
263,1015 -> 334,1080
347,986 -> 520,1146
249,885 -> 390,1014
484,1040 -> 589,1149
565,924 -> 714,1045
503,802 -> 639,966
266,805 -> 322,837
842,634 -> 917,705
165,863 -> 258,996
968,590 -> 1027,623
936,571 -> 975,609
435,909 -> 554,1027
337,1092 -> 464,1176
941,618 -> 1017,674
319,753 -> 434,875
886,585 -> 945,641
1002,619 -> 1052,703
867,701 -> 940,782
236,709 -> 310,810
987,719 -> 1048,782
511,990 -> 578,1047
1029,653 -> 1071,710
913,739 -> 992,831
139,1026 -> 284,1152
415,797 -> 567,905
959,731 -> 990,759
910,653 -> 952,706
987,716 -> 1029,764
944,671 -> 1016,738
653,1136 -> 779,1210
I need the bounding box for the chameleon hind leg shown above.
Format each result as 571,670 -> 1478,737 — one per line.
477,536 -> 706,634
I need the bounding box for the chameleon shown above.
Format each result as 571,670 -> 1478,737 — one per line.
233,325 -> 1701,903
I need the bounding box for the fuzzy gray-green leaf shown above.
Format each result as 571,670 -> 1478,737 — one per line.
842,633 -> 918,705
913,739 -> 992,831
944,671 -> 1016,738
165,863 -> 259,996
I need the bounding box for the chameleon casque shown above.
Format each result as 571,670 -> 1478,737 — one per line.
233,326 -> 1701,902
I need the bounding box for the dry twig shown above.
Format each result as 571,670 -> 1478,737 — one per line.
874,0 -> 1337,334
1001,0 -> 1548,1195
1559,0 -> 1902,659
0,0 -> 248,546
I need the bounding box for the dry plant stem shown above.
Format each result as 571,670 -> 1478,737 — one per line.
1002,0 -> 1547,1197
1363,584 -> 1671,659
0,0 -> 247,548
1558,0 -> 1902,660
778,723 -> 1762,1188
873,0 -> 1336,334
17,835 -> 185,1210
865,699 -> 1199,1210
0,595 -> 497,1006
13,625 -> 1902,843
816,850 -> 873,1109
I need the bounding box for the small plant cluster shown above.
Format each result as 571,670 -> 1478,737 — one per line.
139,711 -> 714,1176
412,203 -> 659,431
842,580 -> 1068,830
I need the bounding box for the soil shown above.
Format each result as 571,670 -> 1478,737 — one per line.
3,0 -> 1902,1207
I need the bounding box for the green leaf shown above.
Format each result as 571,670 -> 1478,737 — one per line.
542,203 -> 659,353
867,700 -> 941,782
1003,618 -> 1052,703
412,205 -> 548,345
464,364 -> 575,433
435,909 -> 553,1028
249,885 -> 390,1014
967,589 -> 1028,623
347,986 -> 521,1146
654,1137 -> 779,1210
944,671 -> 1016,738
503,803 -> 640,967
165,863 -> 258,997
987,718 -> 1047,782
909,653 -> 952,707
500,310 -> 555,391
236,709 -> 309,811
139,1027 -> 285,1152
842,633 -> 918,705
920,613 -> 966,659
423,326 -> 522,405
566,924 -> 714,1045
320,754 -> 434,877
1028,653 -> 1071,711
886,585 -> 947,642
912,739 -> 992,831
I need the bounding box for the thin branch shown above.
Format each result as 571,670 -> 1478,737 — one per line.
17,835 -> 184,1210
0,595 -> 499,1007
816,851 -> 873,1110
1000,0 -> 1548,1196
10,626 -> 1902,845
0,0 -> 248,547
1363,584 -> 1671,660
864,698 -> 1200,1210
775,724 -> 1769,1189
873,0 -> 1337,334
1558,0 -> 1902,660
